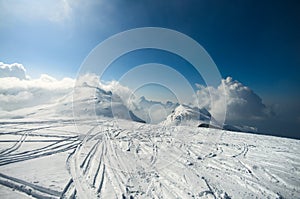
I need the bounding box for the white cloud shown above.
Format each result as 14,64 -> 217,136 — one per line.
73,74 -> 173,123
194,77 -> 272,123
40,72 -> 272,126
0,62 -> 28,79
0,61 -> 272,129
73,73 -> 134,103
99,80 -> 135,106
0,62 -> 74,111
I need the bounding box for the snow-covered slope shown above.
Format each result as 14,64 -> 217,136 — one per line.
72,83 -> 144,123
0,82 -> 145,123
0,118 -> 299,199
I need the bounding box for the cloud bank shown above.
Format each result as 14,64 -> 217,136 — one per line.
0,62 -> 74,111
0,61 -> 272,129
195,77 -> 272,124
2,61 -> 299,138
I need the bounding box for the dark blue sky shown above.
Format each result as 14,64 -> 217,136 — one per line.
0,0 -> 299,138
1,1 -> 299,97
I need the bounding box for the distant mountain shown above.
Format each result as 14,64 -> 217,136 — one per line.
3,81 -> 145,123
161,104 -> 212,126
129,96 -> 179,123
2,81 -> 257,133
161,104 -> 257,133
73,83 -> 145,122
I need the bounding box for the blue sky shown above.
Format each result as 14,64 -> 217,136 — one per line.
0,1 -> 299,98
0,0 -> 299,138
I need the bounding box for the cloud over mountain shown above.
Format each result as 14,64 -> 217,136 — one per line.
195,77 -> 272,124
0,61 -> 273,131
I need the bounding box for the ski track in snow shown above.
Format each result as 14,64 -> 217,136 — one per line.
0,118 -> 299,199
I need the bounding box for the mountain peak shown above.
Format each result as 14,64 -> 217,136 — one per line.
161,104 -> 211,126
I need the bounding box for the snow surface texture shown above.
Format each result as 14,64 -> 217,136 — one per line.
0,118 -> 299,199
0,76 -> 299,198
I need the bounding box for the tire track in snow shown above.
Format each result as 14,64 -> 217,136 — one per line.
80,139 -> 101,175
103,135 -> 128,197
0,132 -> 28,155
0,139 -> 79,166
0,172 -> 61,198
232,143 -> 248,158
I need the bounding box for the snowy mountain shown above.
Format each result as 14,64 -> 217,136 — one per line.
0,78 -> 298,198
161,104 -> 212,126
161,104 -> 258,133
1,82 -> 145,123
129,96 -> 179,123
72,83 -> 144,123
1,79 -> 258,134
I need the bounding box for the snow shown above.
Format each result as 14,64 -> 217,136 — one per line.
129,96 -> 179,124
0,82 -> 145,123
161,104 -> 258,134
161,104 -> 212,126
0,117 -> 299,198
0,80 -> 299,198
